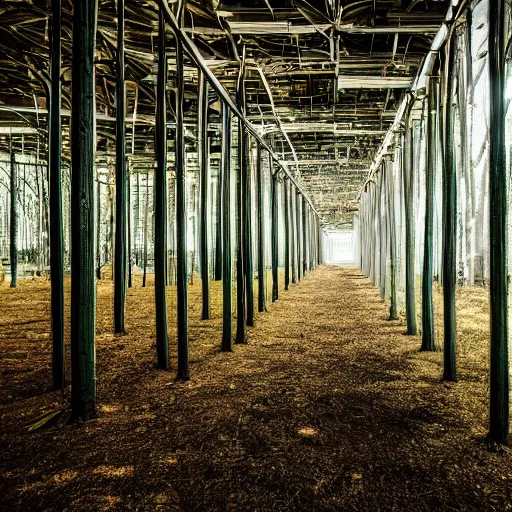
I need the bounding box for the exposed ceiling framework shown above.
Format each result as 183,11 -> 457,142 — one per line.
0,0 -> 448,231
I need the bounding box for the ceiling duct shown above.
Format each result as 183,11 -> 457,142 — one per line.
337,76 -> 413,90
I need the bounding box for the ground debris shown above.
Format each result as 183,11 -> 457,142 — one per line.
0,268 -> 511,511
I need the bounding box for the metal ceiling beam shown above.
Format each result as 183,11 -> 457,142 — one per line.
337,76 -> 412,89
188,23 -> 440,36
156,0 -> 321,218
260,124 -> 387,136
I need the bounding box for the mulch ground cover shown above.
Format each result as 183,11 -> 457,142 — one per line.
1,266 -> 511,511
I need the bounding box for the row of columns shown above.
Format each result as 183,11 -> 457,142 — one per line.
46,0 -> 323,421
358,0 -> 508,445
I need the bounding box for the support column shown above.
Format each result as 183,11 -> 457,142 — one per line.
257,144 -> 266,312
235,124 -> 246,343
127,162 -> 132,289
221,103 -> 233,352
302,196 -> 307,276
154,8 -> 169,369
442,41 -> 457,382
244,134 -> 254,326
291,188 -> 298,284
488,0 -> 508,444
422,79 -> 436,351
114,0 -> 127,334
49,0 -> 65,388
309,209 -> 316,270
214,173 -> 222,281
296,191 -> 302,281
284,179 -> 290,291
271,170 -> 278,302
70,0 -> 96,421
316,219 -> 320,266
9,147 -> 17,289
174,13 -> 189,379
198,70 -> 210,320
403,102 -> 418,335
386,158 -> 399,321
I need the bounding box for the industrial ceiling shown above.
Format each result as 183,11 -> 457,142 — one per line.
0,0 -> 448,231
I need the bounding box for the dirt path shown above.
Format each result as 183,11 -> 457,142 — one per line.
1,266 -> 511,511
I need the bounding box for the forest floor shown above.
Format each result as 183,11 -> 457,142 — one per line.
1,266 -> 511,511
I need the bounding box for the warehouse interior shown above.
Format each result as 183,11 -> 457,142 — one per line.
2,0 -> 512,510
